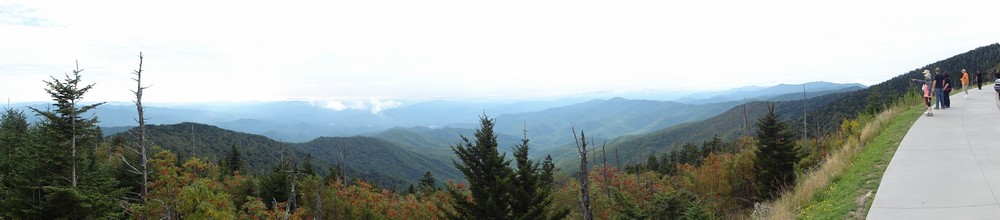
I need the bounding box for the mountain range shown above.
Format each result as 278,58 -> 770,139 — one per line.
81,81 -> 863,142
10,81 -> 870,188
112,122 -> 465,189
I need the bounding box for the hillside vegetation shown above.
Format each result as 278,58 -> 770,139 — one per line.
603,43 -> 1000,169
112,122 -> 462,188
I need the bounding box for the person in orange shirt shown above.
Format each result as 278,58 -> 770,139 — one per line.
961,69 -> 970,99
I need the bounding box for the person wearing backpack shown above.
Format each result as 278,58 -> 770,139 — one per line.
912,70 -> 934,116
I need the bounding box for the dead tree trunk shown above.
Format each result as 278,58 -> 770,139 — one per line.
314,183 -> 322,220
339,140 -> 348,183
615,148 -> 621,169
134,53 -> 150,203
601,141 -> 610,197
120,53 -> 151,209
743,97 -> 750,137
802,85 -> 808,151
573,127 -> 594,220
287,158 -> 298,220
190,123 -> 197,157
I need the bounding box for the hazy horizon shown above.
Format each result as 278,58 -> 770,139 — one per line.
4,80 -> 863,105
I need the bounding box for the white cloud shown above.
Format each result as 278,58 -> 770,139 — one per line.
313,99 -> 402,114
318,101 -> 348,111
368,99 -> 402,114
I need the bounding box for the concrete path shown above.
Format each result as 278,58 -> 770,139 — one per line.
868,88 -> 1000,219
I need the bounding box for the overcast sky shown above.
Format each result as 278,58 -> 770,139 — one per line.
2,0 -> 999,104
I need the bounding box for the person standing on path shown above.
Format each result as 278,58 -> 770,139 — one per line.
961,69 -> 970,99
977,70 -> 984,90
943,72 -> 953,108
933,68 -> 946,109
911,70 -> 934,116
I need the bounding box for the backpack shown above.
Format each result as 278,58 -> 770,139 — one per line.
995,79 -> 1000,91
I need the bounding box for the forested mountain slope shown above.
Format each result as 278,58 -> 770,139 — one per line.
494,98 -> 740,148
605,43 -> 1000,165
111,122 -> 461,188
371,126 -> 522,157
119,122 -> 286,172
606,92 -> 850,163
294,136 -> 462,188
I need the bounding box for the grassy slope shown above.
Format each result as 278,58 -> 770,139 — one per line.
798,103 -> 922,219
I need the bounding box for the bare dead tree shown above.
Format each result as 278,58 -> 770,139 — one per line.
601,141 -> 610,197
121,53 -> 151,207
190,123 -> 197,157
742,97 -> 750,137
615,148 -> 621,169
339,139 -> 348,183
802,85 -> 808,150
572,127 -> 594,220
286,153 -> 298,220
314,182 -> 322,220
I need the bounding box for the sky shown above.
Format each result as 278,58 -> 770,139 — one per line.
2,0 -> 999,106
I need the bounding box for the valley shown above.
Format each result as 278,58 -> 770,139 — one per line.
59,81 -> 865,188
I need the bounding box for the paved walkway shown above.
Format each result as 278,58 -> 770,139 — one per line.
869,88 -> 1000,219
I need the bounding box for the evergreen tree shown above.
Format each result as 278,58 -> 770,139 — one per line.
0,108 -> 30,217
418,171 -> 436,192
679,143 -> 701,166
301,153 -> 316,176
28,65 -> 106,187
511,132 -> 568,220
224,144 -> 244,174
13,63 -> 125,218
701,135 -> 723,156
645,155 -> 659,172
0,108 -> 28,160
446,115 -> 513,219
445,115 -> 565,220
259,164 -> 291,209
0,109 -> 28,182
753,104 -> 799,200
407,184 -> 417,194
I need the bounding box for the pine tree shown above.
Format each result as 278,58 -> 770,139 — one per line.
19,62 -> 125,218
28,63 -> 106,187
418,171 -> 436,192
301,153 -> 316,176
446,115 -> 513,219
407,184 -> 417,194
0,108 -> 28,160
753,104 -> 799,200
0,108 -> 31,217
511,131 -> 569,220
445,115 -> 566,220
224,144 -> 244,174
0,108 -> 28,179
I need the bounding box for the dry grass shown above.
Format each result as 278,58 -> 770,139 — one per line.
760,100 -> 912,219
